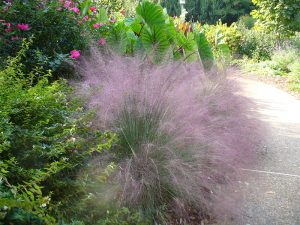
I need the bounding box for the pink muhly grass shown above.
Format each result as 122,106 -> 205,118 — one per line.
75,50 -> 263,222
97,38 -> 106,45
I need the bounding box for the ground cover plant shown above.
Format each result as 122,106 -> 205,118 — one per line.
238,47 -> 300,92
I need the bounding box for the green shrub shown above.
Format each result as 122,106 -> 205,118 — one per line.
0,41 -> 115,224
204,21 -> 242,54
288,56 -> 300,91
270,49 -> 298,75
237,15 -> 256,29
251,0 -> 300,37
289,32 -> 300,50
94,0 -> 138,17
237,28 -> 275,61
238,45 -> 300,93
96,207 -> 150,225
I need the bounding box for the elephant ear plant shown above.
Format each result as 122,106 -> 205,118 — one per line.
98,0 -> 218,69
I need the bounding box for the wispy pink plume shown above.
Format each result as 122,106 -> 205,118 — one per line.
75,51 -> 263,222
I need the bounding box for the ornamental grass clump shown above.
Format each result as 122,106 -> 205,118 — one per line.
76,51 -> 261,223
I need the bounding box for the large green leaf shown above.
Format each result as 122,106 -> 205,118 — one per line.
213,29 -> 231,61
195,32 -> 214,70
130,19 -> 143,35
136,1 -> 166,28
79,0 -> 91,16
176,31 -> 196,52
217,43 -> 231,61
135,1 -> 174,63
107,22 -> 128,54
141,26 -> 170,62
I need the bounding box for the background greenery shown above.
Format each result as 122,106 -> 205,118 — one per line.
161,0 -> 254,24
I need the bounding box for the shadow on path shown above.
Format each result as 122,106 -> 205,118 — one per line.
230,77 -> 300,225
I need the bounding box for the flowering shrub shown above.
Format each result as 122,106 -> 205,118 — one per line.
0,0 -> 88,77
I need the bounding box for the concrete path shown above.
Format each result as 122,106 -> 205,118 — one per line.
232,77 -> 300,225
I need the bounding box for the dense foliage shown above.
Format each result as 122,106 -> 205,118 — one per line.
251,0 -> 300,37
239,42 -> 300,91
0,41 -> 116,224
94,0 -> 138,16
160,0 -> 181,17
93,1 -> 216,68
161,0 -> 254,24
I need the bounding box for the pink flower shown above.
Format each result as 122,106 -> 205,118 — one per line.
90,6 -> 96,12
64,1 -> 71,9
4,22 -> 13,32
5,27 -> 13,32
93,23 -> 103,28
82,16 -> 89,22
16,23 -> 30,31
70,50 -> 80,59
72,7 -> 80,14
11,36 -> 21,41
57,7 -> 63,11
97,38 -> 106,45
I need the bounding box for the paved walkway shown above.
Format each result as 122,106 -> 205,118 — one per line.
232,77 -> 300,225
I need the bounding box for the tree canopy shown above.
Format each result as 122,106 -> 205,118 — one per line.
251,0 -> 300,36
